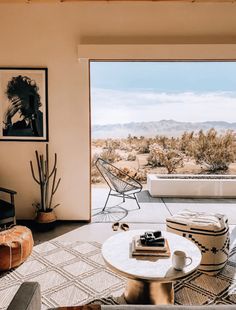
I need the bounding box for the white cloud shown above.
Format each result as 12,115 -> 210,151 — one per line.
91,88 -> 236,125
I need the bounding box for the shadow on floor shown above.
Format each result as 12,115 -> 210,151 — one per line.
136,190 -> 162,203
17,220 -> 87,245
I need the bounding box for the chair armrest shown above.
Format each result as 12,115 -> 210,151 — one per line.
0,187 -> 17,195
7,282 -> 41,310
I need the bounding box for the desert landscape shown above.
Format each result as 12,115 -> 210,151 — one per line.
91,123 -> 236,186
90,61 -> 236,187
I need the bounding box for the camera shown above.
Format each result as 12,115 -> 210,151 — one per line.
140,231 -> 165,247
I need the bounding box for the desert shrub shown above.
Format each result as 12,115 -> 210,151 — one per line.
91,153 -> 99,169
147,143 -> 184,173
119,141 -> 133,152
137,140 -> 150,154
103,139 -> 121,150
147,144 -> 165,167
193,129 -> 235,172
99,147 -> 121,163
126,134 -> 135,148
91,175 -> 102,184
92,139 -> 106,148
99,139 -> 123,162
114,166 -> 147,183
110,166 -> 134,182
169,137 -> 179,149
127,152 -> 137,161
110,139 -> 121,149
160,149 -> 184,174
91,153 -> 103,184
179,131 -> 194,156
134,169 -> 147,182
154,135 -> 179,151
117,166 -> 133,178
156,135 -> 169,149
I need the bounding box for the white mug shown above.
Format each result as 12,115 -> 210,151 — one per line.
172,250 -> 192,271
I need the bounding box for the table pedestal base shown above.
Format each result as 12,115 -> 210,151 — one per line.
124,279 -> 174,305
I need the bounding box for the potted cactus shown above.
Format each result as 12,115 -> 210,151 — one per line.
30,144 -> 61,229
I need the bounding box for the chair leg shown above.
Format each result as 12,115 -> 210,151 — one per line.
13,217 -> 16,225
102,189 -> 111,212
134,194 -> 141,209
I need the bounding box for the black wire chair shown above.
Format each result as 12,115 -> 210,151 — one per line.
95,158 -> 143,211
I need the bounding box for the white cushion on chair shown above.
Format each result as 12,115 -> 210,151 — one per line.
166,210 -> 229,275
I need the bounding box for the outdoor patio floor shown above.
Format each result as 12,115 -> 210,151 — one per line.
92,187 -> 236,225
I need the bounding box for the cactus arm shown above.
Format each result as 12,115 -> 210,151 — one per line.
45,144 -> 49,179
30,161 -> 40,184
44,158 -> 49,209
49,168 -> 57,209
35,151 -> 42,184
45,144 -> 49,180
39,155 -> 44,177
35,150 -> 45,211
39,154 -> 47,211
45,144 -> 49,209
49,153 -> 57,178
49,168 -> 61,209
52,203 -> 60,209
31,145 -> 60,213
53,178 -> 61,194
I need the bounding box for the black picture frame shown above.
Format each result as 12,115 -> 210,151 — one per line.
0,67 -> 48,141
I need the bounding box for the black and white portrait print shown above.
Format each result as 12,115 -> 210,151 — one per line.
0,68 -> 48,141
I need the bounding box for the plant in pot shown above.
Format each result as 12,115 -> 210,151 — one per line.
30,144 -> 61,230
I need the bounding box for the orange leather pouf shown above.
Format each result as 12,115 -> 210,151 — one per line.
0,226 -> 34,271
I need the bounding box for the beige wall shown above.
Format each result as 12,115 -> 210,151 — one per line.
0,2 -> 236,220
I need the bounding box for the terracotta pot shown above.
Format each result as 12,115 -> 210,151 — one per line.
35,210 -> 57,224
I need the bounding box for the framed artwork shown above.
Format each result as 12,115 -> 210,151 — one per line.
0,67 -> 48,141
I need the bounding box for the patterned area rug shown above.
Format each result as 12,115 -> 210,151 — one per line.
1,240 -> 236,309
0,241 -> 125,310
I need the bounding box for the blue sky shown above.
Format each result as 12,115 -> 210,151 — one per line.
90,61 -> 236,125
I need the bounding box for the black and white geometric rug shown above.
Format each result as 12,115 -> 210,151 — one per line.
0,240 -> 125,310
1,240 -> 236,309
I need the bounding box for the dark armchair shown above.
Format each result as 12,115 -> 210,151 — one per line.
0,187 -> 17,227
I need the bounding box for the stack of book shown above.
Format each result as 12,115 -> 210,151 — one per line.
131,233 -> 170,258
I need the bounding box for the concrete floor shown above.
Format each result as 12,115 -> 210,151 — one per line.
53,222 -> 167,243
92,187 -> 236,224
41,222 -> 236,247
17,187 -> 236,245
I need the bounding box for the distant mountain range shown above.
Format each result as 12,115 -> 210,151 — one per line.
92,120 -> 236,139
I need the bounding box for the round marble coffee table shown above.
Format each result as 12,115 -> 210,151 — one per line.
102,230 -> 202,305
